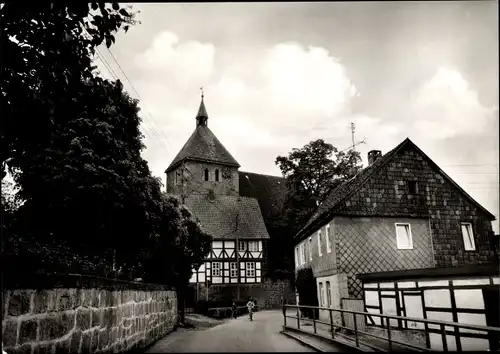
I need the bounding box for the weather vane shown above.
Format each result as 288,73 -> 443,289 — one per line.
200,86 -> 204,99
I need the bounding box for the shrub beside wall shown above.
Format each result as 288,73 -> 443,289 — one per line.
1,274 -> 177,354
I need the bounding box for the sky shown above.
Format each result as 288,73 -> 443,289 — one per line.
93,2 -> 499,233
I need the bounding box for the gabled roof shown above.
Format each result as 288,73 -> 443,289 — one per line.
174,194 -> 269,240
238,171 -> 288,223
296,137 -> 496,240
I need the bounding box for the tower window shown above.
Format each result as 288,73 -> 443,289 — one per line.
204,168 -> 209,181
215,169 -> 219,182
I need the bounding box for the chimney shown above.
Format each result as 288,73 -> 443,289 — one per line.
368,150 -> 382,166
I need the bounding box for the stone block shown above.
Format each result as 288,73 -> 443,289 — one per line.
71,330 -> 82,353
54,337 -> 71,354
33,290 -> 50,314
92,309 -> 102,328
57,289 -> 80,312
33,343 -> 54,354
19,318 -> 38,344
76,308 -> 91,331
80,330 -> 92,354
90,290 -> 99,308
17,343 -> 33,354
81,290 -> 92,308
39,312 -> 75,341
3,319 -> 18,347
90,329 -> 99,353
98,330 -> 109,350
98,290 -> 108,308
8,291 -> 31,316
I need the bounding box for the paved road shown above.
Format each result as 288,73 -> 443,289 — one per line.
147,310 -> 315,352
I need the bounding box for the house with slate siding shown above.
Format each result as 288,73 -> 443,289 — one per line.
293,138 -> 498,327
165,95 -> 292,305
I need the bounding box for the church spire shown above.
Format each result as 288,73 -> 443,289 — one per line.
196,86 -> 208,127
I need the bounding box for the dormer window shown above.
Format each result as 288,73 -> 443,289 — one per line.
204,168 -> 209,181
215,169 -> 220,182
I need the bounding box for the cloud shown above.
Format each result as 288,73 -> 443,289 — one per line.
410,67 -> 497,139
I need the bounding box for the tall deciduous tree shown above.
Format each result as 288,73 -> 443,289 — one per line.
276,139 -> 363,235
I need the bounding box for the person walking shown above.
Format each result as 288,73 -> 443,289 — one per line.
246,297 -> 255,321
231,300 -> 238,319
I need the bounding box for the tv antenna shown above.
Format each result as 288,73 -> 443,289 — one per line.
340,122 -> 367,153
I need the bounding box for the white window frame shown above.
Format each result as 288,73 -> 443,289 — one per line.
318,282 -> 324,306
308,237 -> 313,261
461,222 -> 476,251
230,262 -> 238,278
295,247 -> 299,267
248,241 -> 259,252
317,230 -> 323,257
299,243 -> 305,265
395,223 -> 413,250
326,224 -> 332,253
212,262 -> 221,276
238,241 -> 247,251
246,262 -> 255,277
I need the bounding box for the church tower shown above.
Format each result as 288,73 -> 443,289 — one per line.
165,94 -> 241,198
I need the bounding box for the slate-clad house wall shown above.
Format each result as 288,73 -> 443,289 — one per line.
294,138 -> 497,302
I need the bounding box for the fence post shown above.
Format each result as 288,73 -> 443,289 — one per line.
296,305 -> 300,330
440,324 -> 448,352
283,303 -> 287,327
313,308 -> 317,334
387,317 -> 392,352
353,310 -> 359,347
329,309 -> 334,339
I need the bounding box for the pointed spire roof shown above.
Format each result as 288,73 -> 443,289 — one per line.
165,94 -> 240,173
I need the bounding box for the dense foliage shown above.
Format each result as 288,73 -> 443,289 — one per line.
276,139 -> 363,236
295,267 -> 319,319
0,2 -> 212,301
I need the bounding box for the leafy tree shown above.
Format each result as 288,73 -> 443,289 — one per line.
1,2 -> 138,180
276,139 -> 362,235
139,195 -> 212,322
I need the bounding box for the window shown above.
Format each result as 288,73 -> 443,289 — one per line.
238,241 -> 246,251
230,262 -> 238,277
248,241 -> 259,252
318,282 -> 324,306
212,262 -> 221,276
295,247 -> 299,267
461,222 -> 476,251
299,243 -> 305,265
326,281 -> 332,307
407,181 -> 418,194
204,168 -> 209,181
246,262 -> 255,277
317,230 -> 323,257
215,169 -> 220,182
395,223 -> 413,249
309,238 -> 313,261
326,225 -> 332,253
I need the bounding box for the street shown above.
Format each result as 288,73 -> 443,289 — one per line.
146,310 -> 315,352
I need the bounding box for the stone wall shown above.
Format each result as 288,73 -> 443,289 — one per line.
2,274 -> 177,354
197,278 -> 296,308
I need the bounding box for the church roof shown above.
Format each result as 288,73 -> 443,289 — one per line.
238,171 -> 288,223
165,98 -> 240,173
177,194 -> 270,240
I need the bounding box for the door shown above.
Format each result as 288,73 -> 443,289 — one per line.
483,285 -> 499,351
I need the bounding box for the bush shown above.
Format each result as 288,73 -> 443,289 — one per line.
295,267 -> 319,319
